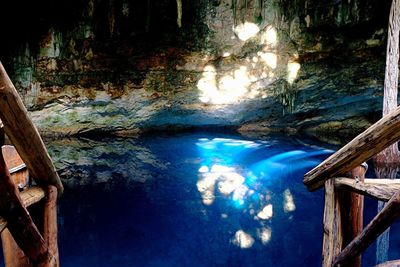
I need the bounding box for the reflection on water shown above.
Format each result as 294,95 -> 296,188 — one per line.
195,137 -> 333,251
26,133 -> 386,267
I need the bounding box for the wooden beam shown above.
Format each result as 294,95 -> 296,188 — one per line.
2,145 -> 29,189
0,217 -> 6,234
2,228 -> 32,267
21,186 -> 47,207
303,106 -> 400,191
0,186 -> 46,235
0,132 -> 54,266
334,178 -> 400,201
322,179 -> 343,267
1,186 -> 47,267
0,62 -> 63,194
376,259 -> 400,267
340,166 -> 366,267
43,186 -> 59,267
333,190 -> 400,266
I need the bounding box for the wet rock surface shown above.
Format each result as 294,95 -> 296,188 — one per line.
0,0 -> 391,137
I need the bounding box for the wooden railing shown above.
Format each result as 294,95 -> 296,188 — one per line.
0,62 -> 62,267
304,106 -> 400,267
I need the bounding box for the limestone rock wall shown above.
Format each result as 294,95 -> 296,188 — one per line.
1,0 -> 391,137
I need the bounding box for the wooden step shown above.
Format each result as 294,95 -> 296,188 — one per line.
0,186 -> 46,233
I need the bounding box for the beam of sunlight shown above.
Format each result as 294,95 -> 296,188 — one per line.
249,149 -> 332,180
283,189 -> 296,213
257,204 -> 273,220
232,184 -> 249,207
196,172 -> 218,205
258,52 -> 277,69
198,165 -> 209,173
234,22 -> 260,41
197,65 -> 218,103
232,230 -> 255,249
261,26 -> 278,48
218,172 -> 245,195
258,227 -> 272,245
287,61 -> 301,84
197,65 -> 254,104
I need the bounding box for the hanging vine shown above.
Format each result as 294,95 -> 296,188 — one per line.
176,0 -> 182,28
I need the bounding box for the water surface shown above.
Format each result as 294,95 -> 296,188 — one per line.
4,133 -> 397,266
51,133 -> 333,267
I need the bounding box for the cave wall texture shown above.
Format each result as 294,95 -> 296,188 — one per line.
0,0 -> 392,137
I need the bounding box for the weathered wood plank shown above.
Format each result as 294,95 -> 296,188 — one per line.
0,126 -> 54,266
21,186 -> 47,207
1,187 -> 46,267
303,106 -> 400,191
0,62 -> 63,194
0,186 -> 46,235
0,217 -> 7,234
2,145 -> 29,189
44,185 -> 59,267
333,190 -> 400,266
376,259 -> 400,267
334,178 -> 400,201
2,228 -> 32,267
322,179 -> 343,267
340,166 -> 366,267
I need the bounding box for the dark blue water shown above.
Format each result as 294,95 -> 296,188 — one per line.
54,133 -> 331,267
4,133 -> 400,266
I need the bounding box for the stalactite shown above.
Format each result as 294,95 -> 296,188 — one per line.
176,0 -> 182,28
108,0 -> 116,36
122,0 -> 130,17
254,0 -> 264,22
232,0 -> 265,25
232,0 -> 237,26
240,0 -> 245,23
88,0 -> 95,17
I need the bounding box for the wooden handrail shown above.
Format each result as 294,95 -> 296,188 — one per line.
0,62 -> 63,194
375,259 -> 400,267
304,106 -> 400,191
335,178 -> 400,201
333,190 -> 400,266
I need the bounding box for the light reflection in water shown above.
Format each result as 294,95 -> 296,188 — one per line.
196,137 -> 333,249
232,230 -> 255,249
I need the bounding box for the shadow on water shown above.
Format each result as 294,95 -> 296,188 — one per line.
1,133 -> 397,266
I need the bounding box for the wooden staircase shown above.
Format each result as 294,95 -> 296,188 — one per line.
304,106 -> 400,267
0,62 -> 63,267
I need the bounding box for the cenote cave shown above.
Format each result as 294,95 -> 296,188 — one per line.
0,0 -> 400,266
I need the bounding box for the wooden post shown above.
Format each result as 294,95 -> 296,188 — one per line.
340,165 -> 366,267
322,179 -> 343,267
0,129 -> 54,266
43,185 -> 59,267
1,229 -> 31,267
0,62 -> 63,194
1,145 -> 32,267
333,190 -> 400,266
378,0 -> 400,160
